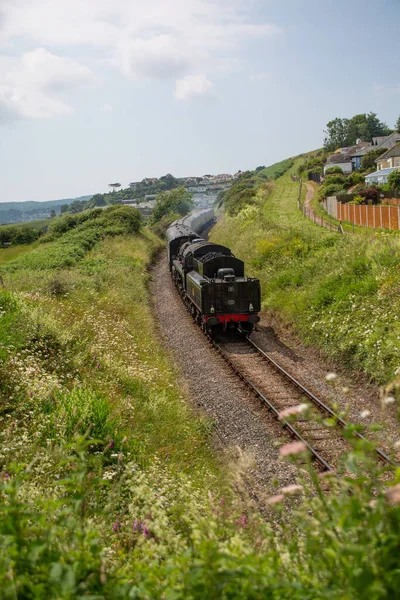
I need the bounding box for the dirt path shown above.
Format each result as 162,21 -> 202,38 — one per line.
302,182 -> 339,231
151,251 -> 299,499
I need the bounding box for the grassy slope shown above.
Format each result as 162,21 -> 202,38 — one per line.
0,240 -> 41,264
211,159 -> 400,384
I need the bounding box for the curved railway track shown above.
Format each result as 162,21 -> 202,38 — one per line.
207,332 -> 394,473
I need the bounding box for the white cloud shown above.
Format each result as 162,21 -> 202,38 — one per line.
0,0 -> 282,118
175,74 -> 214,101
118,35 -> 188,79
0,48 -> 97,120
101,103 -> 113,112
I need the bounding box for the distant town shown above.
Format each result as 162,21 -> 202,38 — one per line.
0,173 -> 238,225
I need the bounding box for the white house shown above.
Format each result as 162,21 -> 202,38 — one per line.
323,154 -> 353,175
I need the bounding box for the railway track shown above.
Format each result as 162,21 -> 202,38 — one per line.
207,332 -> 394,474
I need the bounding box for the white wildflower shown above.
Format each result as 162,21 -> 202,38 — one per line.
325,372 -> 337,382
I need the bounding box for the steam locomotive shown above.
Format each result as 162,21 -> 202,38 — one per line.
166,209 -> 261,333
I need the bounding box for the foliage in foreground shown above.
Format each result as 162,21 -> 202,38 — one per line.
211,159 -> 400,384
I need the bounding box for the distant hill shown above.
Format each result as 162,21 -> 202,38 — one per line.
0,195 -> 93,224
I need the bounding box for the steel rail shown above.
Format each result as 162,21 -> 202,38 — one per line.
207,335 -> 335,473
246,336 -> 395,467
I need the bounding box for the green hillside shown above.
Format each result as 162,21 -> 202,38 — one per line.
0,195 -> 93,224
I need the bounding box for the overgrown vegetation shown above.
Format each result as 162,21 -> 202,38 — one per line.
2,205 -> 141,273
219,170 -> 277,216
1,195 -> 400,596
212,157 -> 400,384
0,224 -> 42,247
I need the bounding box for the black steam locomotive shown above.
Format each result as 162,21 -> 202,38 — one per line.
166,209 -> 261,333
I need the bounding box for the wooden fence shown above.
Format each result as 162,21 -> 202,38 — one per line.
323,197 -> 400,230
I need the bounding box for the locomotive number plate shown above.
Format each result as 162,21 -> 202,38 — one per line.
227,299 -> 235,305
228,286 -> 234,292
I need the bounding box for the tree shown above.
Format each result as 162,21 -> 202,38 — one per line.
60,204 -> 69,214
108,182 -> 121,193
50,209 -> 56,218
324,112 -> 392,150
396,115 -> 400,133
323,118 -> 349,150
159,174 -> 177,190
88,194 -> 106,208
361,148 -> 386,170
388,169 -> 400,191
151,187 -> 193,223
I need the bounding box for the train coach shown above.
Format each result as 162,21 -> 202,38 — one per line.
166,209 -> 261,333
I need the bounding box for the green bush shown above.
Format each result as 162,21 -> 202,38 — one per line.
151,187 -> 193,224
324,174 -> 347,186
325,166 -> 344,175
388,169 -> 400,191
0,225 -> 41,246
348,172 -> 365,186
349,195 -> 364,205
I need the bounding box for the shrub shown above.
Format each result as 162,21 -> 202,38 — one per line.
388,169 -> 400,191
348,172 -> 365,186
349,195 -> 364,205
152,187 -> 193,224
361,148 -> 386,170
101,205 -> 142,233
360,187 -> 379,203
318,183 -> 348,200
324,175 -> 347,186
325,166 -> 343,175
0,226 -> 41,246
47,273 -> 71,297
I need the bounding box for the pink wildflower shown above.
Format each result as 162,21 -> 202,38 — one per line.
386,484 -> 400,505
318,470 -> 336,479
235,515 -> 248,528
112,521 -> 122,532
281,484 -> 304,495
278,404 -> 308,420
279,441 -> 307,457
266,494 -> 284,505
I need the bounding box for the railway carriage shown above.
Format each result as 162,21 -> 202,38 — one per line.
167,209 -> 261,332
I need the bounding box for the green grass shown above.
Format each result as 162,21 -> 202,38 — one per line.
258,157 -> 294,180
0,240 -> 41,265
0,217 -> 51,231
211,158 -> 400,384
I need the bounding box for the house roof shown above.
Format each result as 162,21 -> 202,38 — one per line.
376,143 -> 400,161
327,153 -> 352,164
373,132 -> 400,150
365,168 -> 397,178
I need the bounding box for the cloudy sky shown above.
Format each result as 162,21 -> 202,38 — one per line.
0,0 -> 399,202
